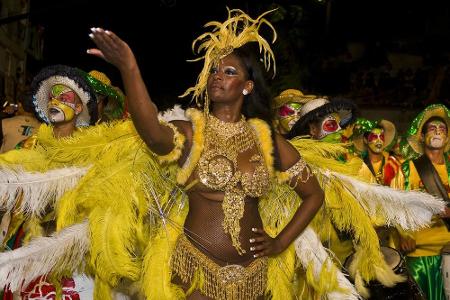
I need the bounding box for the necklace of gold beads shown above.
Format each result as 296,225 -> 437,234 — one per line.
198,113 -> 258,255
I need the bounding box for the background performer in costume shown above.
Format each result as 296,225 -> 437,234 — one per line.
272,89 -> 316,136
353,119 -> 400,187
0,64 -> 101,300
392,104 -> 450,300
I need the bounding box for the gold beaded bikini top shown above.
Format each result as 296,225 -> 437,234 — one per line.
195,114 -> 270,255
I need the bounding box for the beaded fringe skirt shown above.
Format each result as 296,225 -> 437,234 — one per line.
170,234 -> 268,300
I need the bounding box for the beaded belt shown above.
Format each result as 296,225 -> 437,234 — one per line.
170,234 -> 268,300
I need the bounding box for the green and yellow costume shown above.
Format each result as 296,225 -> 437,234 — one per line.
391,104 -> 450,300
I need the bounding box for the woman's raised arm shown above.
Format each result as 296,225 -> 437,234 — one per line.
87,28 -> 176,155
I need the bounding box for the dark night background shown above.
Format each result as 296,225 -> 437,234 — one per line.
27,0 -> 450,110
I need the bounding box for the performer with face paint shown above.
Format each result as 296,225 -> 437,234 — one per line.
272,89 -> 316,136
287,97 -> 357,144
0,65 -> 105,300
47,85 -> 83,123
31,65 -> 124,135
284,97 -> 358,264
391,104 -> 450,300
2,65 -> 99,248
31,65 -> 99,138
352,119 -> 403,262
353,119 -> 399,186
286,96 -> 361,146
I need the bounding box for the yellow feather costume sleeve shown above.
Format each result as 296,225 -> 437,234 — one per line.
0,118 -> 185,299
288,137 -> 444,297
50,120 -> 184,297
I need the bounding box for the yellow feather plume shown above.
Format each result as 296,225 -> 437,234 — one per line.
141,202 -> 187,300
249,118 -> 275,177
180,8 -> 277,107
289,138 -> 362,177
93,275 -> 113,300
315,170 -> 404,294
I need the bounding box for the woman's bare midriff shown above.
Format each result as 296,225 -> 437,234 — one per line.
183,190 -> 263,265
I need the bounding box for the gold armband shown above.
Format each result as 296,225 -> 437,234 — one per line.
156,122 -> 185,164
284,158 -> 312,187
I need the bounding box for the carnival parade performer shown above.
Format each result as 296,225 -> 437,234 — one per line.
353,119 -> 400,186
87,7 -> 343,299
0,8 -> 445,300
353,119 -> 401,247
272,89 -> 316,136
0,64 -> 102,299
392,104 -> 450,300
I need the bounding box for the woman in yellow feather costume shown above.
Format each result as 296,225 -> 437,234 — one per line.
0,8 -> 445,300
86,8 -> 337,300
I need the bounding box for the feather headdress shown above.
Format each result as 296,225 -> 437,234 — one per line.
180,8 -> 277,109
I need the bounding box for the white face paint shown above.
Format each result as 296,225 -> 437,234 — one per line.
424,120 -> 448,149
48,101 -> 67,123
46,84 -> 79,124
317,113 -> 341,139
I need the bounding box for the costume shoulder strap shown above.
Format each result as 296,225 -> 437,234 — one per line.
413,155 -> 449,201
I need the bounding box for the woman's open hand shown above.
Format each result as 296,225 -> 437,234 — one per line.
249,227 -> 284,258
87,27 -> 137,72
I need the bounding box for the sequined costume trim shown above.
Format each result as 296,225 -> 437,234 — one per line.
177,109 -> 275,185
170,235 -> 268,300
197,114 -> 270,254
285,157 -> 312,186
